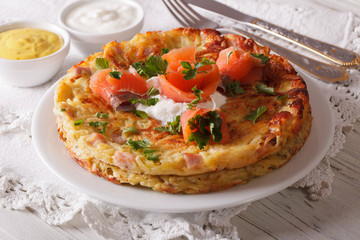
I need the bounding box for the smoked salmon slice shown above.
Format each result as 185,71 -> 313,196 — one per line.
216,46 -> 265,84
89,68 -> 149,110
158,46 -> 221,102
180,108 -> 230,149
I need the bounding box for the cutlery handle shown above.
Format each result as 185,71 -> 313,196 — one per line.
219,28 -> 348,82
252,19 -> 360,67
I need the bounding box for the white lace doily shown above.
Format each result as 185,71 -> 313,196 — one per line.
1,0 -> 360,239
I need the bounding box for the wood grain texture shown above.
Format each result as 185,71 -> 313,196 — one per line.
1,0 -> 359,239
231,119 -> 360,240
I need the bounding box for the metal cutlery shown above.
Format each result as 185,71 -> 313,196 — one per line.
184,0 -> 360,67
162,0 -> 348,82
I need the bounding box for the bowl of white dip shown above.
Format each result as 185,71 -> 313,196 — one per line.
59,0 -> 144,56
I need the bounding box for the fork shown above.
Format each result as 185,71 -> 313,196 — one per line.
162,0 -> 348,83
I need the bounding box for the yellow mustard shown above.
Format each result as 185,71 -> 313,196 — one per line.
0,28 -> 62,60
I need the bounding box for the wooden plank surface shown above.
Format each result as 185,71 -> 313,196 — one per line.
1,0 -> 359,239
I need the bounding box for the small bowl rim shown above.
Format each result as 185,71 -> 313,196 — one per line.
59,0 -> 144,38
0,20 -> 70,63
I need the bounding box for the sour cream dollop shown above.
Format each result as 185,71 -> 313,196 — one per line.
64,0 -> 143,34
136,77 -> 227,125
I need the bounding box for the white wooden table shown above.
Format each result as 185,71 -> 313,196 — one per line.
1,0 -> 360,239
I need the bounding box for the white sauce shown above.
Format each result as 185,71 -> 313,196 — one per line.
65,0 -> 142,34
136,77 -> 227,125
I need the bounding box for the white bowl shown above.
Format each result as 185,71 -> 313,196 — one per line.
0,21 -> 70,87
59,0 -> 144,56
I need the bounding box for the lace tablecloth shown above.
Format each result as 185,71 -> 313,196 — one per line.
1,0 -> 360,239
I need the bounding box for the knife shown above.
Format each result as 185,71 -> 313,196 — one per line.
184,0 -> 360,67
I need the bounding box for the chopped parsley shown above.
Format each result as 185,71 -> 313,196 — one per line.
181,58 -> 215,80
187,110 -> 223,150
226,79 -> 245,97
126,138 -> 150,151
250,53 -> 270,64
132,109 -> 148,119
277,94 -> 288,101
147,86 -> 160,96
226,51 -> 233,64
131,52 -> 168,78
244,106 -> 267,124
143,148 -> 160,161
60,108 -> 66,112
129,97 -> 159,106
123,126 -> 139,134
109,70 -> 122,79
126,138 -> 159,161
256,84 -> 275,95
161,48 -> 170,55
187,86 -> 203,110
95,112 -> 109,119
89,121 -> 108,134
74,119 -> 84,126
154,115 -> 181,135
95,58 -> 110,70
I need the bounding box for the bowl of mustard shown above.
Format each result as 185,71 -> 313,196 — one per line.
0,21 -> 70,87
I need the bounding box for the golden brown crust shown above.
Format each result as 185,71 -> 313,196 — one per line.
54,27 -> 312,193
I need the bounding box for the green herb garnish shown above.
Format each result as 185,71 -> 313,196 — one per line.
126,138 -> 160,161
187,86 -> 203,110
74,119 -> 84,126
89,121 -> 108,134
60,108 -> 66,112
244,106 -> 267,124
131,53 -> 168,78
161,48 -> 170,55
147,86 -> 160,96
132,109 -> 148,119
256,84 -> 275,95
226,79 -> 245,97
109,70 -> 122,79
143,148 -> 160,161
277,94 -> 288,101
95,58 -> 110,70
181,58 -> 215,80
250,53 -> 270,64
123,126 -> 139,134
155,115 -> 181,135
95,112 -> 109,119
226,51 -> 233,64
126,138 -> 150,151
129,97 -> 159,106
187,110 -> 223,150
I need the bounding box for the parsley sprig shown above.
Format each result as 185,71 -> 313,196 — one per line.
95,58 -> 110,70
95,112 -> 109,119
129,97 -> 159,106
187,110 -> 223,150
187,86 -> 203,110
244,106 -> 267,124
123,126 -> 139,134
89,121 -> 108,134
131,49 -> 169,78
226,51 -> 233,64
109,69 -> 122,79
256,84 -> 275,95
147,86 -> 159,96
226,79 -> 245,97
154,115 -> 181,135
181,58 -> 215,80
132,109 -> 148,119
250,53 -> 270,64
126,138 -> 160,161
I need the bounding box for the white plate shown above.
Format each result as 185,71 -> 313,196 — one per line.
32,76 -> 334,213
